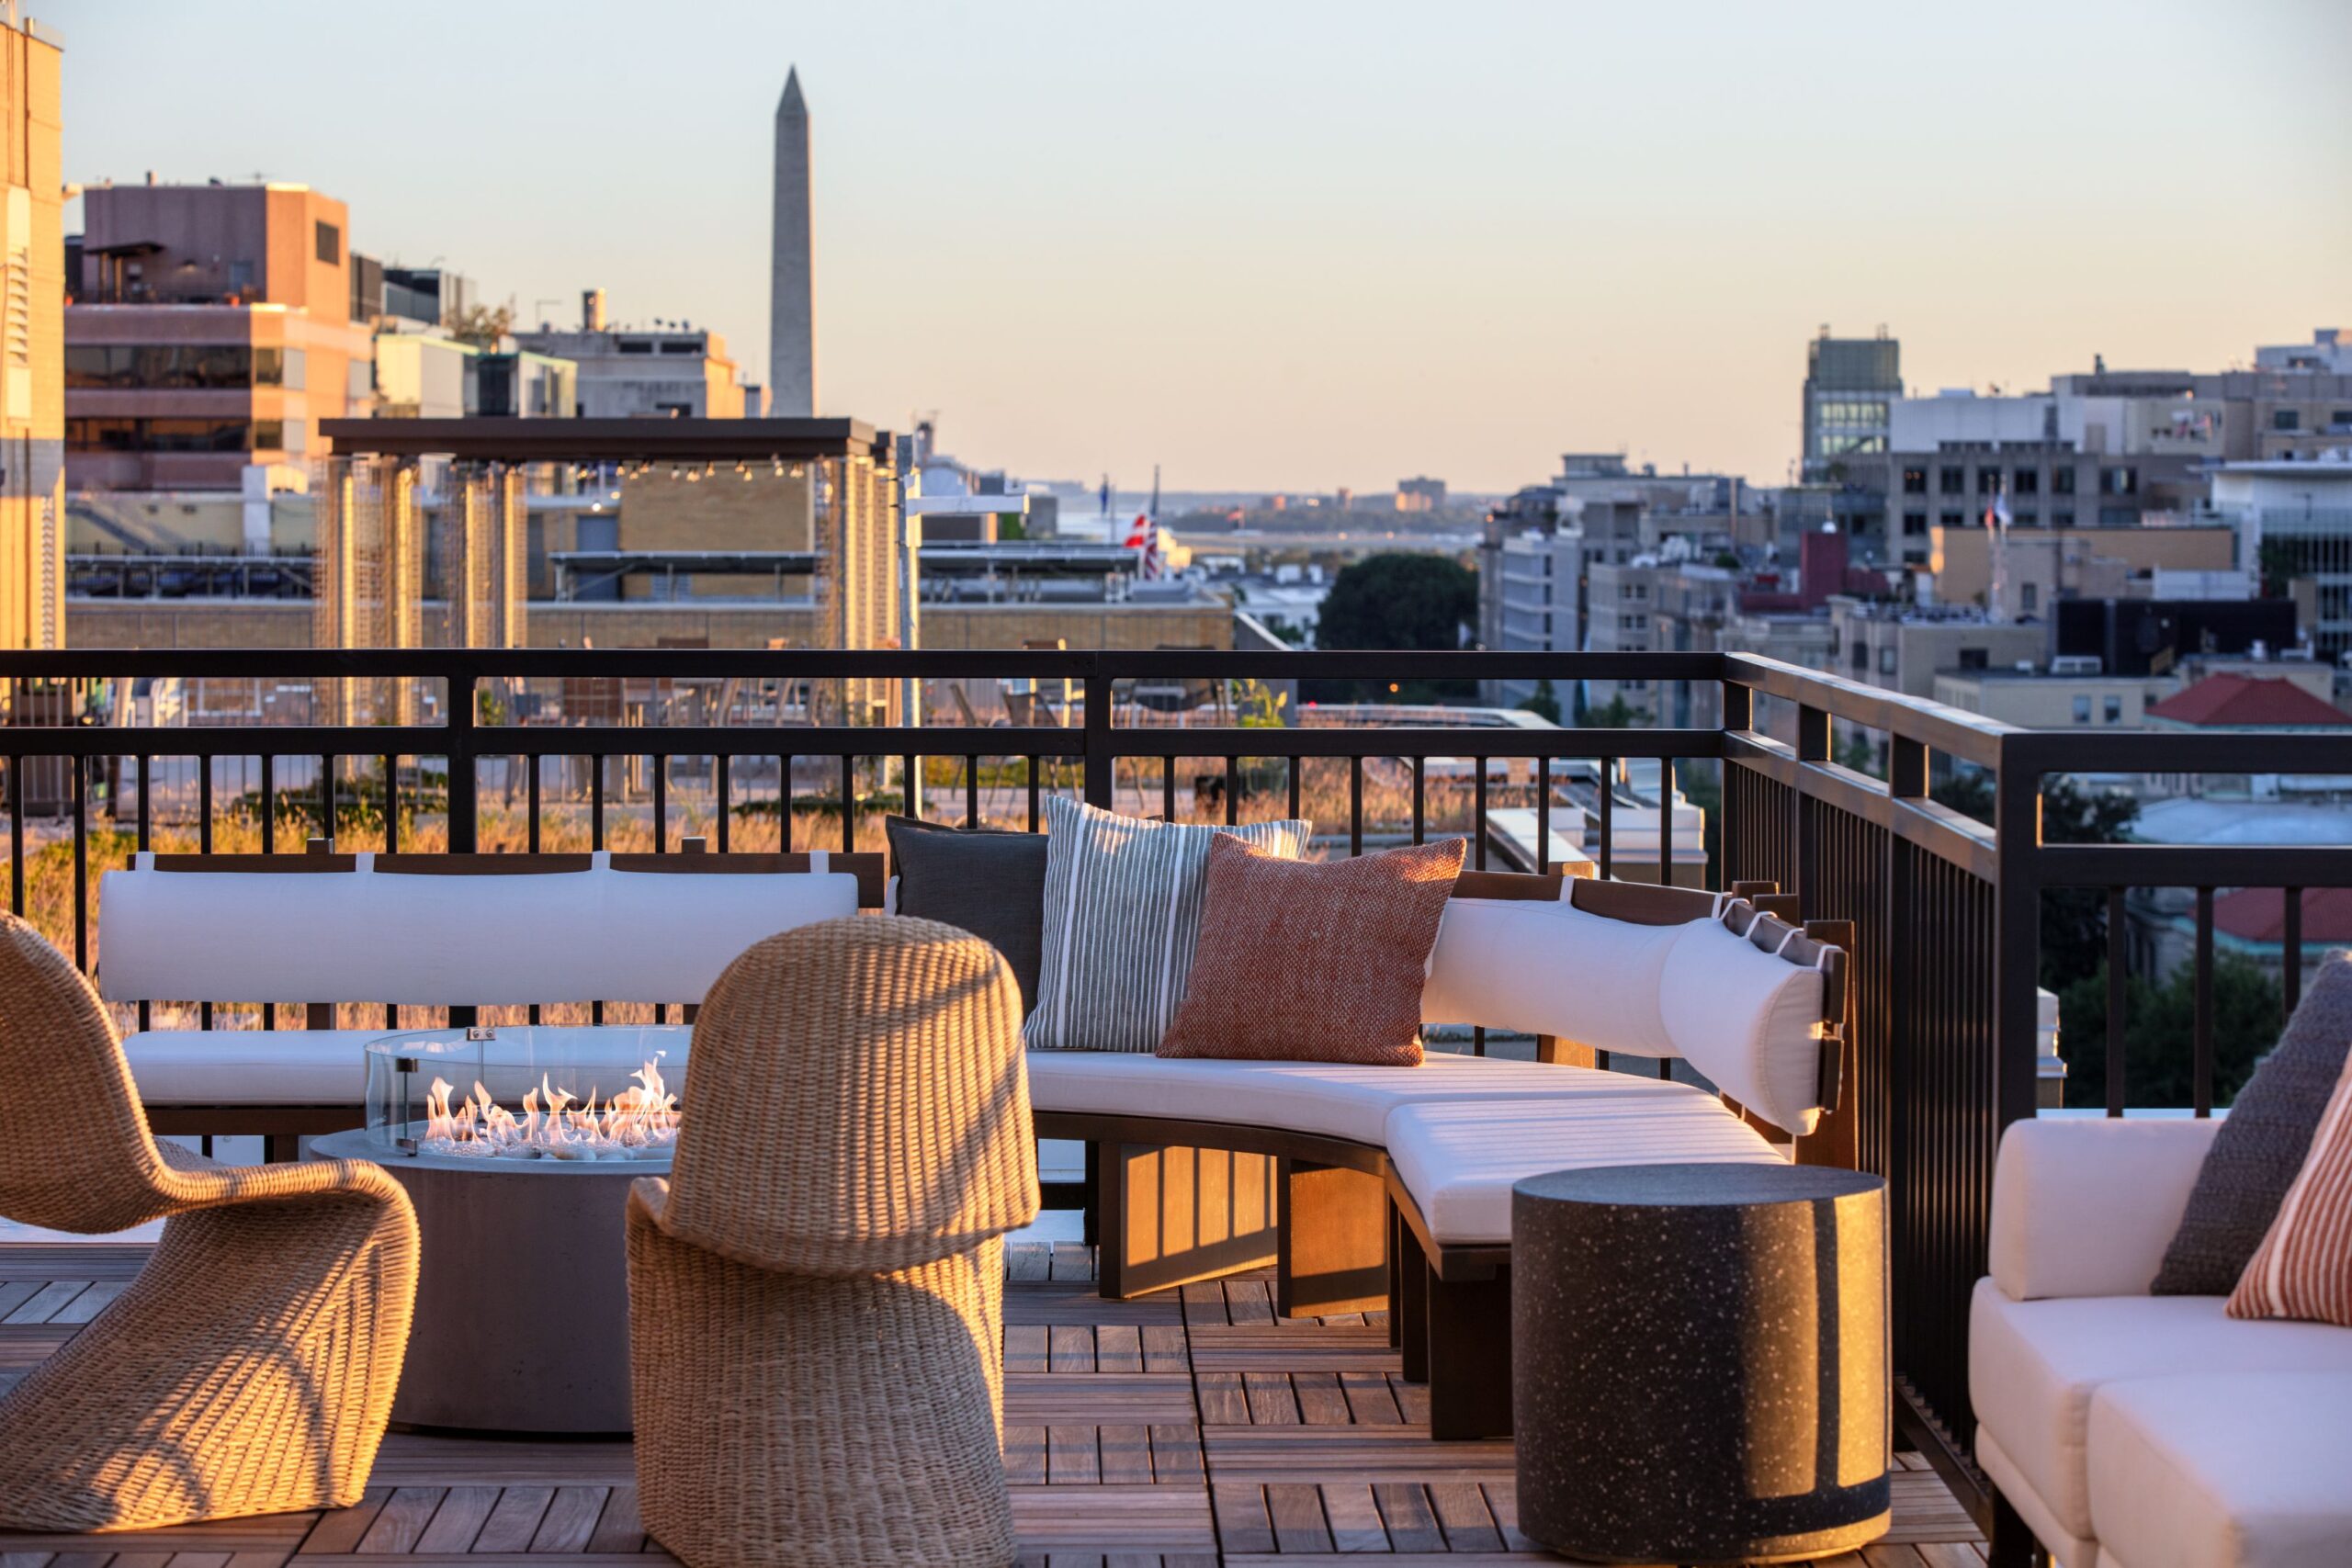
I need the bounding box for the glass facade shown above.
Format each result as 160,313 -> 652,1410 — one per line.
65,344 -> 305,389
65,416 -> 281,452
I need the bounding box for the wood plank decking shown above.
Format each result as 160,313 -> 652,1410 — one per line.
0,1239 -> 1983,1567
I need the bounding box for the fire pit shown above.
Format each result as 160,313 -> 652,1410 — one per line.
310,1024 -> 689,1434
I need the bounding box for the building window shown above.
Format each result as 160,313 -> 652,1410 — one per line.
2273,409 -> 2301,433
252,419 -> 286,451
2099,467 -> 2137,496
2052,510 -> 2075,528
1902,467 -> 1928,494
1878,648 -> 1897,676
314,220 -> 341,265
2021,582 -> 2039,614
1939,466 -> 1965,495
65,416 -> 259,453
2052,468 -> 2076,495
1850,641 -> 1868,672
1958,648 -> 1989,670
1978,466 -> 2002,493
2013,468 -> 2038,494
659,341 -> 703,355
1940,510 -> 1964,529
2332,410 -> 2352,431
617,340 -> 656,355
2104,695 -> 2123,724
2073,695 -> 2092,724
1904,513 -> 1928,536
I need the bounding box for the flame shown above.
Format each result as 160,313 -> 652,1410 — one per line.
414,1054 -> 681,1162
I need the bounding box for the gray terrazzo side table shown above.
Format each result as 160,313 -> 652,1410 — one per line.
1511,1163 -> 1890,1565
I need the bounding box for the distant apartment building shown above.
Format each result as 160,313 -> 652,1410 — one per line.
509,325 -> 746,418
2205,453 -> 2352,659
1828,598 -> 2046,701
1801,329 -> 1900,482
66,181 -> 367,491
1928,522 -> 2240,621
0,13 -> 62,652
1395,475 -> 1447,512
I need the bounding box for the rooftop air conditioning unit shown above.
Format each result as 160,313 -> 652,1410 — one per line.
2051,655 -> 2102,675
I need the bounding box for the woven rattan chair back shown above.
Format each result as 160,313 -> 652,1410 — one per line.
664,915 -> 1038,1275
0,913 -> 179,1232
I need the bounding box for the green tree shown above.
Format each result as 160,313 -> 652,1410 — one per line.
1584,694 -> 1649,728
2057,957 -> 2283,1111
1521,678 -> 1561,724
1934,768 -> 2141,991
1307,552 -> 1476,701
445,302 -> 516,348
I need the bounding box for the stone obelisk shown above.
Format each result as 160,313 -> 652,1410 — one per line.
769,67 -> 816,417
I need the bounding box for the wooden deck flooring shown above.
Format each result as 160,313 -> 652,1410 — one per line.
0,1239 -> 1983,1566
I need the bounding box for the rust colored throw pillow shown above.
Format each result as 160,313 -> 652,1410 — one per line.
1157,834 -> 1466,1066
2227,1045 -> 2352,1327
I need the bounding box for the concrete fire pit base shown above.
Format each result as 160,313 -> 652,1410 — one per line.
312,1127 -> 660,1435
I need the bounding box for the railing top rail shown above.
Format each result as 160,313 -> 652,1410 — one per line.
0,649 -> 1732,683
1724,653 -> 2019,770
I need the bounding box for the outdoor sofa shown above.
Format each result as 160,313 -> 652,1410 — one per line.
1972,1118 -> 2352,1568
96,843 -> 1849,1439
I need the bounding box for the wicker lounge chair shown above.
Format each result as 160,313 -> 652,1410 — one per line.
628,915 -> 1040,1568
0,913 -> 419,1532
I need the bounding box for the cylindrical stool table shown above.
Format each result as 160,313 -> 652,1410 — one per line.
1512,1163 -> 1889,1566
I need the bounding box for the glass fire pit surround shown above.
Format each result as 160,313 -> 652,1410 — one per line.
364,1025 -> 688,1166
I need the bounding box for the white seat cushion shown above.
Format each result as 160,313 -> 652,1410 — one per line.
2087,1372 -> 2352,1568
1383,1095 -> 1783,1245
123,1025 -> 686,1106
1968,1280 -> 2352,1546
1023,1048 -> 1707,1149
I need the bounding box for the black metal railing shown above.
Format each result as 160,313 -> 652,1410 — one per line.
0,644 -> 2338,1541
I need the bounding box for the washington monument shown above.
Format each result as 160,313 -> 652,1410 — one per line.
769,67 -> 816,417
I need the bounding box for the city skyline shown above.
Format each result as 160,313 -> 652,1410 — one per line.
50,0 -> 2352,492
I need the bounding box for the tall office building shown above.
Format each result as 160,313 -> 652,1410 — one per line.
769,69 -> 816,417
1802,329 -> 1901,481
0,12 -> 62,652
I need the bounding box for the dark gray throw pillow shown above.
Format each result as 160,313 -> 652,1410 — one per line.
2152,953 -> 2352,1294
884,815 -> 1048,1010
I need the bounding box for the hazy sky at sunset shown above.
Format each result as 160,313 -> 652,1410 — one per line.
51,1 -> 2352,493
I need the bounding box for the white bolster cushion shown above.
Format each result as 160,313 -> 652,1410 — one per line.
1655,915 -> 1826,1136
1989,1117 -> 2222,1302
98,863 -> 859,1006
1420,896 -> 1679,1055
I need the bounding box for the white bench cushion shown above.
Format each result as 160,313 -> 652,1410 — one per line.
123,1024 -> 684,1106
1968,1280 -> 2352,1546
1421,897 -> 1829,1138
1420,897 -> 1679,1055
1383,1095 -> 1782,1245
1023,1048 -> 1705,1149
2087,1371 -> 2352,1568
99,853 -> 858,1007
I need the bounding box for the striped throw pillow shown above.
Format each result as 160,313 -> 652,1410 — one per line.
1026,795 -> 1311,1052
2227,1044 -> 2352,1326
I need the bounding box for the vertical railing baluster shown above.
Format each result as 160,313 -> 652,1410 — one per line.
1027,755 -> 1041,831
259,752 -> 275,853
1287,755 -> 1301,823
322,753 -> 337,845
6,750 -> 21,917
900,754 -> 919,822
780,755 -> 794,852
136,754 -> 153,1033
71,753 -> 87,971
1536,756 -> 1550,874
1599,759 -> 1615,879
2283,886 -> 2304,1020
1080,670 -> 1114,811
652,752 -> 667,852
1411,757 -> 1424,845
717,753 -> 731,851
591,756 -> 605,849
2106,888 -> 2126,1118
522,754 -> 538,854
1658,757 -> 1675,886
1162,756 -> 1176,822
386,752 -> 401,853
447,671 -> 479,855
1348,756 -> 1363,857
2193,886 -> 2215,1118
1473,755 -> 1487,872
197,755 -> 211,1032
1223,756 -> 1238,827
841,753 -> 856,853
967,754 -> 982,828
